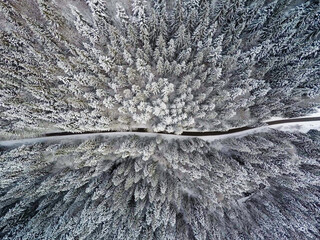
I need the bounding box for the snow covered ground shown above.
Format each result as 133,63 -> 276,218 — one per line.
202,120 -> 320,141
266,108 -> 320,121
269,121 -> 320,133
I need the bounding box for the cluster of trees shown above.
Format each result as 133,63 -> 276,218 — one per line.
0,129 -> 319,239
0,0 -> 319,139
1,1 -> 319,238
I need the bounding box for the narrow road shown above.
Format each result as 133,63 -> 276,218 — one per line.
44,117 -> 320,137
1,117 -> 319,148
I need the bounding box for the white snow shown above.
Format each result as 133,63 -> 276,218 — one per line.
265,108 -> 320,122
269,121 -> 320,133
266,116 -> 286,121
0,131 -> 193,148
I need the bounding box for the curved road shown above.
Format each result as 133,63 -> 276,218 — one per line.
44,117 -> 320,137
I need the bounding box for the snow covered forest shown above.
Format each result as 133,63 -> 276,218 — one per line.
1,130 -> 320,239
0,0 -> 319,139
0,0 -> 320,239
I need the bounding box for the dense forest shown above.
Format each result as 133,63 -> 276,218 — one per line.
0,0 -> 319,139
0,0 -> 319,239
1,130 -> 320,239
